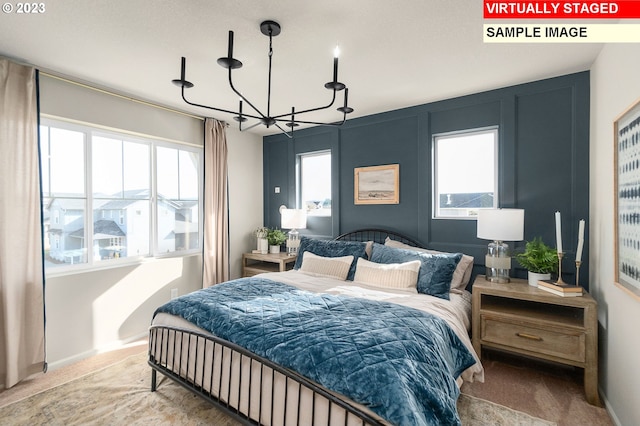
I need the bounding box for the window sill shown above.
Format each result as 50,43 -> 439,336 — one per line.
44,251 -> 201,278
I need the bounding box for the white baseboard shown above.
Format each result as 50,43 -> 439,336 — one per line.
46,332 -> 148,372
599,387 -> 622,426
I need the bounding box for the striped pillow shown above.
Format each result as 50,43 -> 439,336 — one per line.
299,251 -> 354,280
353,257 -> 421,291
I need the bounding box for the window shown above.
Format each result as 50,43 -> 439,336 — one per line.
298,151 -> 331,217
433,127 -> 498,219
40,119 -> 203,272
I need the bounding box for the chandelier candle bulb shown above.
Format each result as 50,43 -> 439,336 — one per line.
227,30 -> 234,59
555,211 -> 563,254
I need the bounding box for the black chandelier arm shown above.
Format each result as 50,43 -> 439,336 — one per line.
179,85 -> 263,121
273,113 -> 347,127
226,67 -> 271,121
270,89 -> 339,120
273,121 -> 293,137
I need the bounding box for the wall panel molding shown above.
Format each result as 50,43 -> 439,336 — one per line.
264,71 -> 590,288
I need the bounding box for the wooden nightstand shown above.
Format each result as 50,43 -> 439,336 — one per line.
472,275 -> 600,406
242,252 -> 297,277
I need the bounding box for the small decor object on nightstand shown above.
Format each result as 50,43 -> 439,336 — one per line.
554,211 -> 567,285
255,227 -> 269,254
537,279 -> 583,297
515,237 -> 559,286
575,219 -> 585,285
266,228 -> 287,254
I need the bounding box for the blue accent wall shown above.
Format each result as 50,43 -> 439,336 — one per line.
263,71 -> 590,288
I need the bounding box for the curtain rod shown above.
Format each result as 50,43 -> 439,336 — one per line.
39,71 -> 205,122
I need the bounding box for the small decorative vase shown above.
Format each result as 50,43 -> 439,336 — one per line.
258,238 -> 268,254
269,245 -> 280,254
528,271 -> 551,287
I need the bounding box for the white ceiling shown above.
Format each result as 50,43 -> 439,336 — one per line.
1,0 -> 603,135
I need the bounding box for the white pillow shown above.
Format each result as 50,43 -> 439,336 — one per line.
353,257 -> 421,291
384,238 -> 474,291
299,251 -> 354,280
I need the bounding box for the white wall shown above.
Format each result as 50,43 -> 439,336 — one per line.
227,127 -> 264,278
45,126 -> 262,368
590,43 -> 640,425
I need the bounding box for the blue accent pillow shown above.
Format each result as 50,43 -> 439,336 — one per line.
370,243 -> 462,300
294,237 -> 367,281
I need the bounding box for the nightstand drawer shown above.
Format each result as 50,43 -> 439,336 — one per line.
481,316 -> 586,363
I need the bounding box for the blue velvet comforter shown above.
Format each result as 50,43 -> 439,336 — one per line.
154,277 -> 476,425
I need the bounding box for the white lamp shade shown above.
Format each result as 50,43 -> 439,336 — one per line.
477,209 -> 524,241
281,209 -> 307,230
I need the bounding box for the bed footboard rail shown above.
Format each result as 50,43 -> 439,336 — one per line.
148,325 -> 384,426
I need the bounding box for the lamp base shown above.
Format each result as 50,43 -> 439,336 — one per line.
485,240 -> 512,284
286,229 -> 300,257
486,274 -> 511,284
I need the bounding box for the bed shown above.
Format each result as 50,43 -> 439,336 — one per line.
148,229 -> 483,425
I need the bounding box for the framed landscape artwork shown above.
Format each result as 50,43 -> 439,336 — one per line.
614,97 -> 640,300
354,164 -> 399,205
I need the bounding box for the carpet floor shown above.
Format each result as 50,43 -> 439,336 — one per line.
461,350 -> 612,426
0,349 -> 557,425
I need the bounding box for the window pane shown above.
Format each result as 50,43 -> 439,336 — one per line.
93,199 -> 150,261
157,146 -> 178,199
300,151 -> 331,217
179,151 -> 199,200
434,128 -> 497,218
43,197 -> 87,267
49,128 -> 85,196
124,141 -> 150,197
93,137 -> 150,198
156,146 -> 200,253
92,136 -> 123,197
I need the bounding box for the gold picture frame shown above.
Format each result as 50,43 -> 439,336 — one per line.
614,97 -> 640,301
354,164 -> 399,205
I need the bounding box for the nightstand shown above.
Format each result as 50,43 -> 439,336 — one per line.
472,275 -> 600,406
242,252 -> 297,277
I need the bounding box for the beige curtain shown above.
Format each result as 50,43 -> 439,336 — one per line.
202,118 -> 229,287
0,58 -> 45,389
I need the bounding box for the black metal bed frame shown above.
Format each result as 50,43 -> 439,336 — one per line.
148,326 -> 384,425
148,229 -> 422,425
334,228 -> 421,247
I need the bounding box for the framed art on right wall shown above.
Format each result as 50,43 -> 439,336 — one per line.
614,97 -> 640,300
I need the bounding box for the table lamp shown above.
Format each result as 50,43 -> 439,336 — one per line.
477,208 -> 525,283
280,206 -> 307,256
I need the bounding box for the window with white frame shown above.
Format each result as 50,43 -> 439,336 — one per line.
40,119 -> 203,272
298,150 -> 332,217
433,127 -> 498,219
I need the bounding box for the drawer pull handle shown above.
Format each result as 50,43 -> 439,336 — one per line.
516,332 -> 543,341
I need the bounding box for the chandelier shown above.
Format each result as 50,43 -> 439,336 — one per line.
171,20 -> 354,137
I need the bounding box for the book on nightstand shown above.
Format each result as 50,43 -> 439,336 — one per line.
537,280 -> 583,297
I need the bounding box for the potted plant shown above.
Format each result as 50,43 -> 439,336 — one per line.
255,227 -> 269,254
515,237 -> 559,286
266,228 -> 287,254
